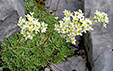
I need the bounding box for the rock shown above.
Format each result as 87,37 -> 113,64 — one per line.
83,32 -> 93,71
94,50 -> 113,71
84,0 -> 113,71
0,0 -> 25,43
45,0 -> 84,19
0,11 -> 20,42
45,56 -> 86,71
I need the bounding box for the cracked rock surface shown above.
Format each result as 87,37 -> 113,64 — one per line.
85,0 -> 113,71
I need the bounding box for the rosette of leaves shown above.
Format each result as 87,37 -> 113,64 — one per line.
0,0 -> 74,71
0,32 -> 74,71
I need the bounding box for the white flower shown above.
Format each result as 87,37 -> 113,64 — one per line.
54,16 -> 58,19
68,28 -> 73,34
82,21 -> 87,27
34,25 -> 40,32
26,14 -> 31,18
17,23 -> 23,27
60,23 -> 66,28
77,30 -> 82,36
72,16 -> 78,21
29,26 -> 34,32
21,30 -> 26,35
66,37 -> 70,42
67,22 -> 72,28
54,24 -> 59,31
59,21 -> 63,24
63,9 -> 68,15
36,22 -> 41,28
41,27 -> 47,33
30,12 -> 34,16
74,11 -> 79,16
24,32 -> 29,40
102,23 -> 107,28
71,38 -> 76,45
75,23 -> 82,31
62,28 -> 68,33
18,18 -> 25,24
28,16 -> 34,22
78,9 -> 82,13
72,22 -> 77,27
73,29 -> 78,36
58,27 -> 63,33
28,32 -> 35,40
63,17 -> 70,22
68,34 -> 73,39
60,34 -> 66,38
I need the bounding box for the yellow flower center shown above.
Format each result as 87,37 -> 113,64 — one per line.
73,22 -> 76,25
30,23 -> 33,25
30,28 -> 33,31
99,19 -> 102,21
68,23 -> 71,26
80,20 -> 83,22
66,19 -> 70,22
77,26 -> 80,29
19,24 -> 22,27
20,20 -> 23,23
64,28 -> 67,32
68,13 -> 71,16
69,35 -> 72,38
62,25 -> 65,27
70,30 -> 73,33
83,24 -> 86,27
59,28 -> 62,32
35,27 -> 37,30
83,27 -> 86,30
72,39 -> 75,43
41,28 -> 44,31
34,20 -> 37,22
78,30 -> 81,33
22,31 -> 25,34
60,21 -> 63,24
30,33 -> 33,36
67,38 -> 70,41
74,32 -> 77,35
73,17 -> 77,20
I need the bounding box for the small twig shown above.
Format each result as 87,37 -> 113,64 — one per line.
54,0 -> 60,16
47,8 -> 57,11
54,36 -> 60,44
47,65 -> 56,71
16,34 -> 22,47
45,23 -> 55,38
48,0 -> 53,9
52,64 -> 63,71
41,30 -> 54,47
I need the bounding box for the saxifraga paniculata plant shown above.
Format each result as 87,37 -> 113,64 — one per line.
0,0 -> 109,71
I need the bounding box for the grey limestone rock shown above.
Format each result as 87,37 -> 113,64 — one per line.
45,0 -> 84,19
84,0 -> 113,71
45,56 -> 86,71
0,0 -> 25,43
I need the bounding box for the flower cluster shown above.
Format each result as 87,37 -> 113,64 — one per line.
93,10 -> 109,28
54,9 -> 94,45
17,12 -> 48,40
